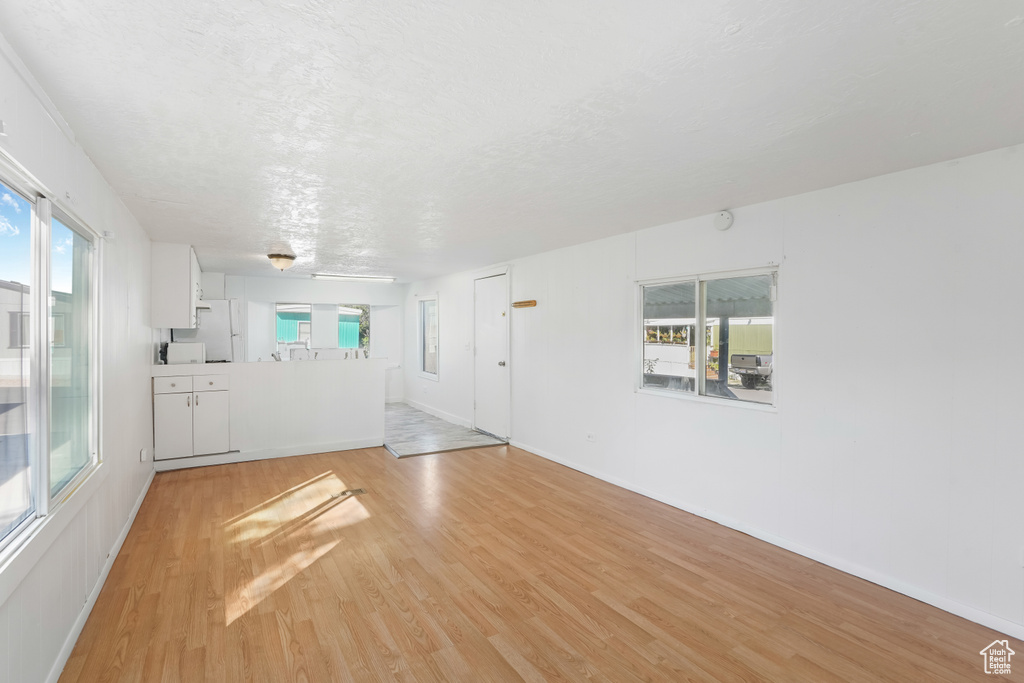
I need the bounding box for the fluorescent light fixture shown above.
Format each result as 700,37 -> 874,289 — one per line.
312,273 -> 396,283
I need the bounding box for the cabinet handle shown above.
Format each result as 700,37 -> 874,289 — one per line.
187,395 -> 190,407
170,383 -> 176,387
209,381 -> 213,385
196,394 -> 199,406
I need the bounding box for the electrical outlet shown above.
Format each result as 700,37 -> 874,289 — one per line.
585,433 -> 596,442
139,448 -> 147,462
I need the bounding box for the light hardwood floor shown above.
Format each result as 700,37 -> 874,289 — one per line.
60,445 -> 1013,682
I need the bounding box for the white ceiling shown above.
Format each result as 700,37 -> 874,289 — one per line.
1,1 -> 1022,281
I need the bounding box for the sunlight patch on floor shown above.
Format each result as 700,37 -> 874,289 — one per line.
224,471 -> 371,624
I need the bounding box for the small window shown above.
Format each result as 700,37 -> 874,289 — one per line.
8,311 -> 29,348
338,304 -> 369,349
641,271 -> 775,405
420,298 -> 438,376
275,303 -> 311,358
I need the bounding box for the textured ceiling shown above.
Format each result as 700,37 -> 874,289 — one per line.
1,1 -> 1023,281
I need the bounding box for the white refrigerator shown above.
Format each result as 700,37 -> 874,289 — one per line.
172,299 -> 242,362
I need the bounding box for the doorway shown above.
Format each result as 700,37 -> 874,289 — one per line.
474,273 -> 509,439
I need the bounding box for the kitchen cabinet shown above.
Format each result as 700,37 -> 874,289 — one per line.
192,389 -> 229,455
153,392 -> 194,459
154,374 -> 230,460
151,242 -> 203,328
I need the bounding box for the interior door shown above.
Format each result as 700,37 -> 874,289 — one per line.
474,274 -> 509,439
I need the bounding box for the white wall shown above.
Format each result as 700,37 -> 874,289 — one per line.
370,305 -> 404,402
308,304 -> 335,348
403,274 -> 481,426
0,39 -> 155,683
404,145 -> 1024,638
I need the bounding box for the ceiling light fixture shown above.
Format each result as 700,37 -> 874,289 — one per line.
268,253 -> 296,271
312,273 -> 396,283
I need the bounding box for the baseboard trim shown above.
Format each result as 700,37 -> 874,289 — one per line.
403,399 -> 473,429
45,468 -> 156,683
153,438 -> 383,471
508,440 -> 1024,641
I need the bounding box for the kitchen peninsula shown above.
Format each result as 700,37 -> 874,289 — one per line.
151,359 -> 385,471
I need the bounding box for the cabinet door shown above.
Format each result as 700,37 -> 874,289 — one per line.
154,393 -> 193,460
193,390 -> 229,455
151,243 -> 195,329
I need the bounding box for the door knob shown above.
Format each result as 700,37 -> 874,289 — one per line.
498,361 -> 506,367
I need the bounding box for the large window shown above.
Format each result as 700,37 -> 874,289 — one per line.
338,304 -> 369,350
641,271 -> 775,405
275,303 -> 311,359
0,177 -> 99,552
420,298 -> 438,377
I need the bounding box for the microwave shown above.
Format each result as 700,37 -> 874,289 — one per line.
166,342 -> 206,364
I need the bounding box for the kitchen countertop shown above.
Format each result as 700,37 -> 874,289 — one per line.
152,363 -> 237,376
152,358 -> 386,377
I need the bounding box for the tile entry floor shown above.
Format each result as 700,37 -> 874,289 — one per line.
384,402 -> 505,457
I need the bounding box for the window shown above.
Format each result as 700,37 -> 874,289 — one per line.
275,303 -> 311,359
420,298 -> 438,376
8,311 -> 29,348
0,177 -> 100,552
50,216 -> 96,496
338,304 -> 369,349
641,271 -> 775,405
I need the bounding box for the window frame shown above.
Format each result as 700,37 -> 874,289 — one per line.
418,295 -> 439,381
0,161 -> 104,561
637,267 -> 778,411
47,208 -> 101,503
0,178 -> 38,555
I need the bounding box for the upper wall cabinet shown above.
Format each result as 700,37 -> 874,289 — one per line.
151,242 -> 204,328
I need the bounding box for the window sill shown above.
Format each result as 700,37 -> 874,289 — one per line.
637,386 -> 778,413
418,371 -> 440,382
0,461 -> 109,606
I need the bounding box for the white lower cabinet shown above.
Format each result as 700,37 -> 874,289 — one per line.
154,392 -> 195,459
154,374 -> 230,460
192,390 -> 229,455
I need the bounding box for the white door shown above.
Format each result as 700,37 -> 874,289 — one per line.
474,274 -> 509,439
193,390 -> 230,455
154,393 -> 193,460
